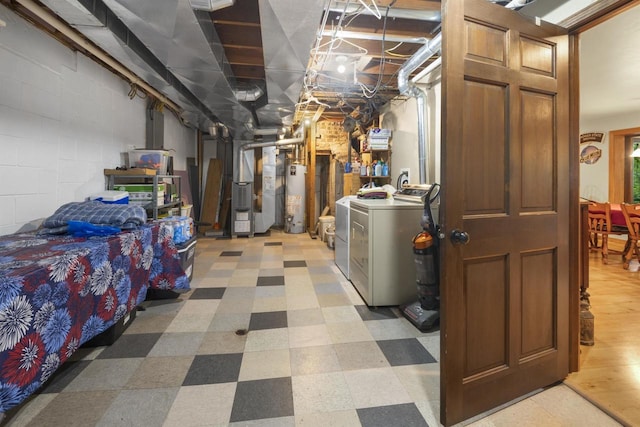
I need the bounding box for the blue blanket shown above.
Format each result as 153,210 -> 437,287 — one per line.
41,201 -> 147,233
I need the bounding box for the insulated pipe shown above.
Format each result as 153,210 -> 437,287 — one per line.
411,57 -> 442,84
241,137 -> 304,151
398,33 -> 441,184
238,137 -> 304,182
237,124 -> 306,181
252,128 -> 280,136
416,94 -> 428,184
15,0 -> 182,114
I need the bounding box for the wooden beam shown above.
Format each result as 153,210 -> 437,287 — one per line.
307,123 -> 317,234
312,106 -> 326,123
608,126 -> 640,203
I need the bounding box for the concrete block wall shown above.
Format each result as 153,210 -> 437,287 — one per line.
0,5 -> 195,235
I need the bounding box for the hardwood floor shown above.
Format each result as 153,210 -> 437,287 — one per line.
565,239 -> 640,426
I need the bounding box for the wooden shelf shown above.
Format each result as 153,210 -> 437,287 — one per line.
104,168 -> 157,176
359,148 -> 391,186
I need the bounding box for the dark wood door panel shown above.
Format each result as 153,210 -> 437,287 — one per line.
463,255 -> 509,378
464,19 -> 508,66
441,0 -> 570,424
520,36 -> 556,77
521,249 -> 557,358
520,90 -> 556,211
463,80 -> 507,215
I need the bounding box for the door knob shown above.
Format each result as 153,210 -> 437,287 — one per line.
450,229 -> 470,245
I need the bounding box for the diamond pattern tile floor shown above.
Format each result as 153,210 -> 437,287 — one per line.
3,231 -> 619,426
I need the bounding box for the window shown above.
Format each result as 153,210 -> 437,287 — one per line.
634,139 -> 640,202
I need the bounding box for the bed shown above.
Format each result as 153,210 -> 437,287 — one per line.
0,222 -> 190,413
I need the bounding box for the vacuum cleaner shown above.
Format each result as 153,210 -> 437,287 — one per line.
401,183 -> 441,332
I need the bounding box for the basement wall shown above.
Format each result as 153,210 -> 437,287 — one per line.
0,5 -> 195,235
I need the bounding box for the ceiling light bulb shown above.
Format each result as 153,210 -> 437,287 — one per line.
337,64 -> 346,74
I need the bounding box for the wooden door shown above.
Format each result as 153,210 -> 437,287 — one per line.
440,0 -> 571,425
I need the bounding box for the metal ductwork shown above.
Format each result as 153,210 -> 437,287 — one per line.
189,0 -> 235,11
328,1 -> 440,21
35,0 -> 244,131
256,0 -> 324,128
234,86 -> 265,102
398,33 -> 442,185
35,0 -> 324,138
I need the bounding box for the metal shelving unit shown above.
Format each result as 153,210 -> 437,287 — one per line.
104,170 -> 181,220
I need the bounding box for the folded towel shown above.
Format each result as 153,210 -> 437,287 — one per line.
41,201 -> 147,231
357,188 -> 388,199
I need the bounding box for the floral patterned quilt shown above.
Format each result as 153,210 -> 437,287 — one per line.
0,223 -> 190,412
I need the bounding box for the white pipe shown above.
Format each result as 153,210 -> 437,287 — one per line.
241,137 -> 304,151
398,33 -> 441,184
15,0 -> 182,114
411,57 -> 442,84
321,29 -> 427,44
239,137 -> 304,181
252,128 -> 280,136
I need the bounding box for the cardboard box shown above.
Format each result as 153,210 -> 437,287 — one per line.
113,183 -> 166,194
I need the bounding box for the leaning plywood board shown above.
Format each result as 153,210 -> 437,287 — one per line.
219,179 -> 232,229
200,159 -> 223,232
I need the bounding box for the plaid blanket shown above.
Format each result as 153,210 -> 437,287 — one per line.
41,200 -> 147,231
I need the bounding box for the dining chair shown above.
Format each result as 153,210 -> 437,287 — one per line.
620,203 -> 640,269
587,201 -> 628,264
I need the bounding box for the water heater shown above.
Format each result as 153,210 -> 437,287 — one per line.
285,163 -> 306,233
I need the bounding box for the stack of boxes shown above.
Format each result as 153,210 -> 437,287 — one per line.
366,128 -> 392,150
113,183 -> 166,207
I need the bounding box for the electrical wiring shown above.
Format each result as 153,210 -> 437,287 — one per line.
384,51 -> 411,58
357,0 -> 381,19
127,82 -> 147,99
385,41 -> 404,52
357,0 -> 396,99
303,0 -> 349,100
310,37 -> 368,56
384,42 -> 411,58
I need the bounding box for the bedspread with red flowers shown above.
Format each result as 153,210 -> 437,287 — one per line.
0,223 -> 190,412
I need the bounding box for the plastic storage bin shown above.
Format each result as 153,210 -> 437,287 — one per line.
325,226 -> 335,249
176,236 -> 197,282
129,149 -> 169,174
90,190 -> 129,204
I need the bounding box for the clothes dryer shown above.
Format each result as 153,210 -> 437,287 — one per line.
334,195 -> 357,279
